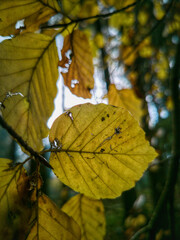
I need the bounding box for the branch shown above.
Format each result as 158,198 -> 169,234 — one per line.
0,115 -> 53,169
41,1 -> 139,29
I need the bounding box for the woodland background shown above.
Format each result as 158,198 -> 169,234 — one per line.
0,0 -> 180,240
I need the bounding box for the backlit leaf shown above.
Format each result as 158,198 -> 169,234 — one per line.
0,0 -> 60,36
49,103 -> 157,199
62,194 -> 105,240
0,33 -> 59,151
59,30 -> 94,98
60,0 -> 99,22
0,158 -> 31,239
107,84 -> 143,122
27,194 -> 81,240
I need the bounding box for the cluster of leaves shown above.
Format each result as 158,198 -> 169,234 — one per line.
0,0 -> 179,239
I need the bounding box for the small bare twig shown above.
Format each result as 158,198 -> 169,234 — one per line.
0,115 -> 53,169
41,1 -> 139,29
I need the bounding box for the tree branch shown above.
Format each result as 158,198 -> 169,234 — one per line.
41,1 -> 139,29
0,115 -> 53,169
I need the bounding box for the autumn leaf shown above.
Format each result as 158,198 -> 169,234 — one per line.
0,0 -> 60,36
0,33 -> 59,151
49,103 -> 157,199
59,30 -> 94,98
107,84 -> 143,122
22,7 -> 55,34
0,158 -> 31,239
114,0 -> 136,11
62,194 -> 106,240
60,0 -> 99,22
27,194 -> 81,240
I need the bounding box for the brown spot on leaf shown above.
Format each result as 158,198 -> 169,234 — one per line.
100,148 -> 105,152
96,206 -> 101,212
101,117 -> 105,121
107,114 -> 109,117
115,127 -> 121,134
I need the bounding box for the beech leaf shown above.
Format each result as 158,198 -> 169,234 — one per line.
62,194 -> 106,240
0,158 -> 31,239
59,30 -> 94,98
0,33 -> 59,151
0,0 -> 60,36
49,103 -> 157,199
107,84 -> 143,122
27,194 -> 81,240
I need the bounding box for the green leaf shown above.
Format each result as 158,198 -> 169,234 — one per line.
49,103 -> 157,199
27,194 -> 81,240
62,194 -> 106,240
0,0 -> 60,36
0,33 -> 59,151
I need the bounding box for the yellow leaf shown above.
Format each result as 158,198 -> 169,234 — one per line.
0,33 -> 59,151
101,0 -> 135,10
0,0 -> 60,36
60,18 -> 78,38
138,11 -> 149,26
77,1 -> 99,23
62,194 -> 106,240
49,103 -> 157,199
94,33 -> 105,49
27,194 -> 81,240
107,84 -> 143,123
100,0 -> 116,7
61,0 -> 80,17
114,0 -> 135,11
166,96 -> 173,111
0,159 -> 31,239
61,0 -> 99,23
154,2 -> 165,20
121,46 -> 137,66
59,30 -> 94,98
23,7 -> 55,34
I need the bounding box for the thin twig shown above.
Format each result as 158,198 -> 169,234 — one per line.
0,115 -> 53,169
41,1 -> 139,29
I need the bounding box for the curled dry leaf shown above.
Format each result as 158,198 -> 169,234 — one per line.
59,30 -> 94,98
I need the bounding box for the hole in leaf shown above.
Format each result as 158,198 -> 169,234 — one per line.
15,19 -> 25,29
71,79 -> 79,88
